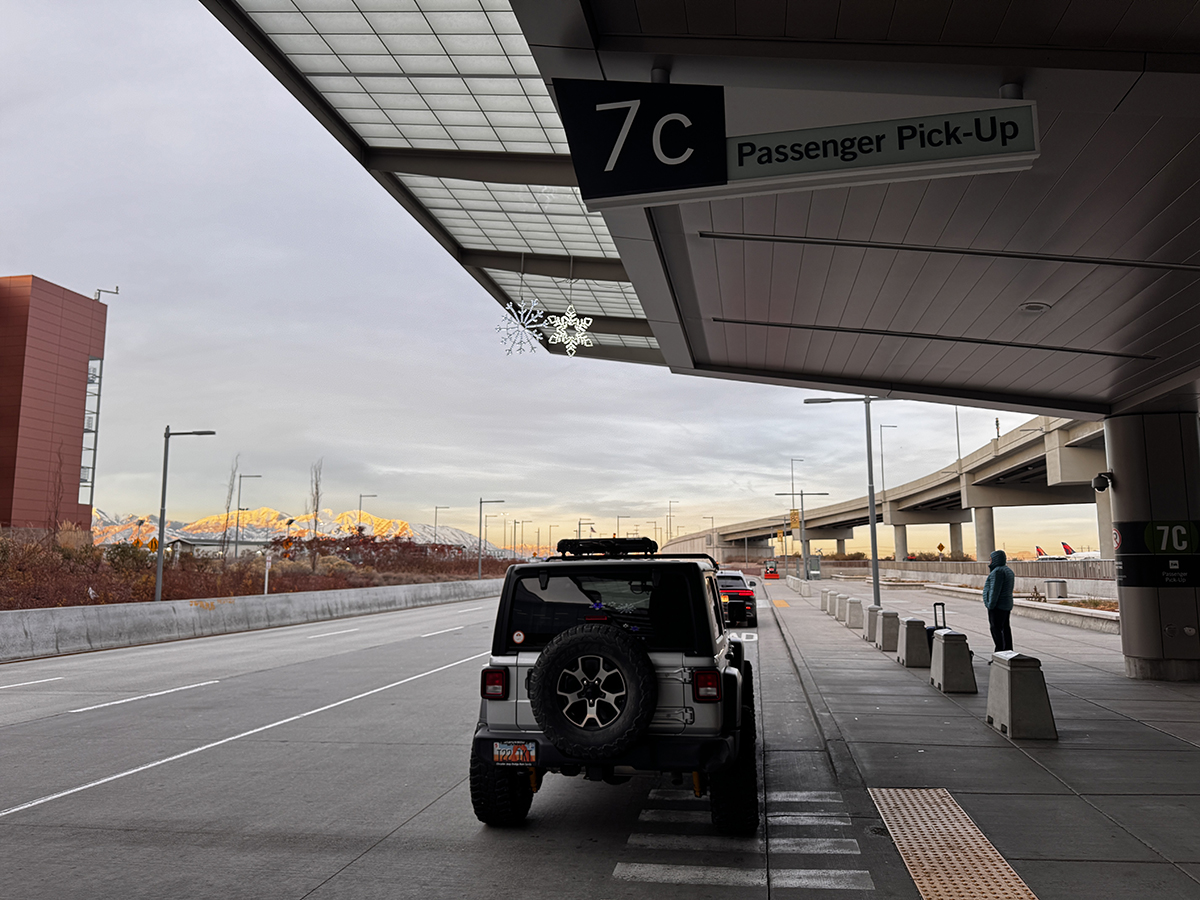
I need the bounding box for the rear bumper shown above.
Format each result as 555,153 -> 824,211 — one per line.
474,725 -> 738,773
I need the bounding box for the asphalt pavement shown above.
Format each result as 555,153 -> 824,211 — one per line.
0,585 -> 919,900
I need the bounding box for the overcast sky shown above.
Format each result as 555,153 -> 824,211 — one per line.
0,1 -> 1104,556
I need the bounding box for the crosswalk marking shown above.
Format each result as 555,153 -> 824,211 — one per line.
768,813 -> 853,826
773,837 -> 861,854
626,833 -> 861,855
647,788 -> 704,801
614,863 -> 873,889
768,790 -> 844,803
638,808 -> 709,823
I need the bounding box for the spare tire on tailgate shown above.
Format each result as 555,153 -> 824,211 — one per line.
528,623 -> 657,759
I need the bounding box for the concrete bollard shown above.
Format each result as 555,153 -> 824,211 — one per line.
986,652 -> 1058,739
863,605 -> 881,643
897,617 -> 931,667
828,591 -> 840,617
930,630 -> 977,693
820,589 -> 830,612
875,610 -> 899,652
835,594 -> 848,622
845,598 -> 864,630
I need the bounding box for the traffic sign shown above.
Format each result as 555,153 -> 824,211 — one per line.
148,538 -> 159,552
132,538 -> 142,548
554,79 -> 726,203
937,543 -> 945,552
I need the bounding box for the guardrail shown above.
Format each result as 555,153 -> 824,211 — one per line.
0,579 -> 505,663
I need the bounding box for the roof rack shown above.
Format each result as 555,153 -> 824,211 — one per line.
550,538 -> 718,567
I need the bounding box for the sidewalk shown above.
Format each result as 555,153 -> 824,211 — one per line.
765,579 -> 1200,899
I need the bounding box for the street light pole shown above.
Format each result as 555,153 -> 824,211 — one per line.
477,498 -> 503,578
879,425 -> 898,501
616,514 -> 628,538
357,493 -> 377,531
433,506 -> 449,545
548,524 -> 558,555
519,520 -> 531,558
154,427 -> 215,602
667,501 -> 678,542
804,395 -> 890,608
577,519 -> 594,539
234,473 -> 261,562
776,488 -> 829,578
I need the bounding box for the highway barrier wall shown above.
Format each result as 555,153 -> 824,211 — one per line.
821,560 -> 1116,599
0,579 -> 505,664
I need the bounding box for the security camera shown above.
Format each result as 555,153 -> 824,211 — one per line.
1092,472 -> 1114,492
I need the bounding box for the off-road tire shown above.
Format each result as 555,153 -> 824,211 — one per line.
528,623 -> 657,759
710,661 -> 760,836
469,741 -> 533,826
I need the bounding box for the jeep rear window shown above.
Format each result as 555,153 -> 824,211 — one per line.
717,576 -> 748,589
503,567 -> 704,653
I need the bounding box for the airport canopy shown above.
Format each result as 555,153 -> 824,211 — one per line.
203,1 -> 1200,418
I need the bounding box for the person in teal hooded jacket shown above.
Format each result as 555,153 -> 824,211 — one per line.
982,549 -> 1015,652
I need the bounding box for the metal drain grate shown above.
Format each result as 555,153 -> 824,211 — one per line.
869,788 -> 1039,900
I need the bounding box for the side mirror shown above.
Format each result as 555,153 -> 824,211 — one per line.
748,580 -> 758,587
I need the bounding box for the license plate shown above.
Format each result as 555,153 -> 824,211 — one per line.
492,740 -> 537,766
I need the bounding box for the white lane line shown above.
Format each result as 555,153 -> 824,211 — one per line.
613,864 -> 873,889
421,626 -> 464,638
68,681 -> 220,713
0,651 -> 487,819
647,788 -> 704,801
452,606 -> 486,614
0,677 -> 64,690
769,790 -> 844,803
305,628 -> 360,639
768,814 -> 853,826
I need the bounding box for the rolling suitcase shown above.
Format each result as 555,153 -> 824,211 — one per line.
925,601 -> 947,651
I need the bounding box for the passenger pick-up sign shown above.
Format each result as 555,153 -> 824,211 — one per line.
554,79 -> 1039,209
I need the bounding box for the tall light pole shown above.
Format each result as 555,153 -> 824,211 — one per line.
577,519 -> 594,539
234,473 -> 262,561
357,493 -> 377,531
667,501 -> 678,542
154,427 -> 216,602
615,514 -> 629,538
776,489 -> 829,577
548,524 -> 558,555
879,425 -> 898,501
805,395 -> 892,608
519,520 -> 531,558
646,521 -> 660,545
433,506 -> 449,545
477,498 -> 503,578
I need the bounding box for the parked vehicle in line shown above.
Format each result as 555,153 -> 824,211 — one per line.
716,570 -> 758,627
763,560 -> 779,579
470,538 -> 759,835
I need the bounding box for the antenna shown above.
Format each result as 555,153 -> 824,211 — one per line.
94,286 -> 119,301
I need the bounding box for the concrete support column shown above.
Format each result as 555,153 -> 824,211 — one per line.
948,522 -> 964,558
893,525 -> 908,560
836,538 -> 846,555
1096,488 -> 1114,558
1107,413 -> 1200,681
974,507 -> 996,560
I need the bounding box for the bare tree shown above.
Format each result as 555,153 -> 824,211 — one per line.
310,458 -> 323,570
220,454 -> 239,565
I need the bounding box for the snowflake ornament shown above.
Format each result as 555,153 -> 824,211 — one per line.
496,297 -> 546,355
546,304 -> 594,356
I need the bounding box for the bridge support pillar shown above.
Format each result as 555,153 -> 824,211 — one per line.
974,507 -> 995,559
948,522 -> 964,558
1107,413 -> 1200,680
893,525 -> 908,560
836,538 -> 846,555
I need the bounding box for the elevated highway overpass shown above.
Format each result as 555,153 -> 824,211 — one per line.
664,414 -> 1108,563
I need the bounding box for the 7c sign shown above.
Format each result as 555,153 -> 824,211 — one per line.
553,79 -> 726,204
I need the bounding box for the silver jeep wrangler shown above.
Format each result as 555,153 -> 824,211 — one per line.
470,538 -> 759,835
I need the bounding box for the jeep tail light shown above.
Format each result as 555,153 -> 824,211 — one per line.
693,669 -> 721,702
481,668 -> 508,700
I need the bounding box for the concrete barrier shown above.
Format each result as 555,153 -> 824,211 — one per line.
875,611 -> 900,652
835,594 -> 848,622
863,605 -> 881,643
930,630 -> 977,693
897,617 -> 931,667
846,598 -> 864,630
986,652 -> 1058,739
820,589 -> 830,612
0,579 -> 506,664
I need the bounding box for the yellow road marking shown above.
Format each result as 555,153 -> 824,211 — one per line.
773,599 -> 790,608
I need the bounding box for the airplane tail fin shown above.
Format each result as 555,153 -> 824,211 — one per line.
1062,542 -> 1075,555
1036,546 -> 1046,557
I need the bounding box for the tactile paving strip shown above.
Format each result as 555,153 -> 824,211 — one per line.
869,788 -> 1039,900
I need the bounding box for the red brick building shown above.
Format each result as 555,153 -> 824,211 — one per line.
0,276 -> 107,532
